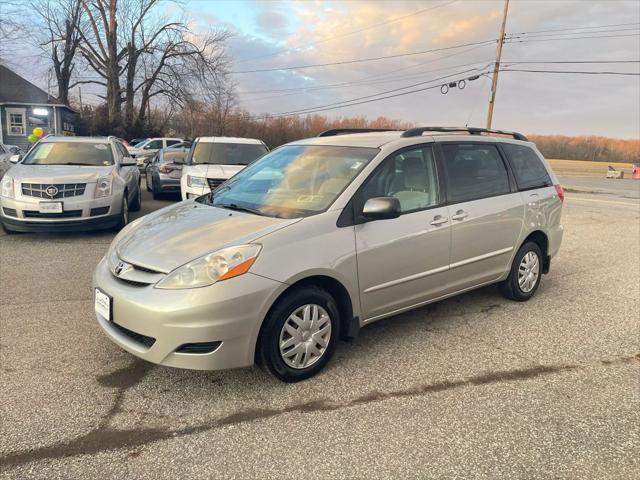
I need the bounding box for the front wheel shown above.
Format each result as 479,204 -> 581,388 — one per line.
114,195 -> 129,231
258,286 -> 340,382
500,241 -> 543,301
130,184 -> 142,211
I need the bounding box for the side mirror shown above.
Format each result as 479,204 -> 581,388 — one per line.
362,196 -> 401,220
9,154 -> 21,164
120,156 -> 137,167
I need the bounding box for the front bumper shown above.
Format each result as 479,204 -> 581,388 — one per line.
1,193 -> 122,232
93,257 -> 285,370
180,184 -> 210,201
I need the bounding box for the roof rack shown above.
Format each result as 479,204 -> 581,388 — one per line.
401,126 -> 528,141
318,128 -> 402,137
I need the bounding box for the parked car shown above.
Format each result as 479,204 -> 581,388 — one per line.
145,147 -> 188,199
94,127 -> 564,382
180,136 -> 268,200
1,136 -> 142,233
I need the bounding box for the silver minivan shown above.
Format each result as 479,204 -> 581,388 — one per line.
94,127 -> 564,382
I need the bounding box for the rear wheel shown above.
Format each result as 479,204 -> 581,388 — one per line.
152,179 -> 161,200
115,194 -> 129,231
258,286 -> 340,382
500,241 -> 543,301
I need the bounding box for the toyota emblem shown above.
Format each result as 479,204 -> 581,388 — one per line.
45,185 -> 59,198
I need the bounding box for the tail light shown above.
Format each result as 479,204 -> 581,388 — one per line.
554,184 -> 564,202
159,164 -> 176,174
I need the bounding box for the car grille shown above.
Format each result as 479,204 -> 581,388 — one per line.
111,322 -> 156,349
23,210 -> 82,218
206,178 -> 225,190
22,183 -> 86,199
2,207 -> 17,217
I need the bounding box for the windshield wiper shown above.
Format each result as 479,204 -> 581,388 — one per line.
214,202 -> 265,216
56,162 -> 100,166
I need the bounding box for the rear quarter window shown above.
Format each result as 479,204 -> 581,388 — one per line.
502,144 -> 552,190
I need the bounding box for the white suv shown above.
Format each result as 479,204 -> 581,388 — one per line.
181,137 -> 268,200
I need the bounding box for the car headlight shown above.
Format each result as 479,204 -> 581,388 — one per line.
156,244 -> 261,289
95,176 -> 113,198
1,175 -> 14,198
187,175 -> 207,188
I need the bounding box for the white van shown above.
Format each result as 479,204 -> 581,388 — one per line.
180,137 -> 268,200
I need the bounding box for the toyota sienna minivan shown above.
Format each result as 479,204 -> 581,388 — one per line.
94,127 -> 564,382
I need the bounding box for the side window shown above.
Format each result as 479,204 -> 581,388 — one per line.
441,143 -> 510,203
502,144 -> 552,190
117,142 -> 128,159
146,140 -> 163,149
112,142 -> 124,161
166,139 -> 180,147
361,146 -> 439,213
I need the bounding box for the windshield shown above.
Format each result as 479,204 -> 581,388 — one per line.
190,142 -> 268,166
22,142 -> 114,166
197,145 -> 378,218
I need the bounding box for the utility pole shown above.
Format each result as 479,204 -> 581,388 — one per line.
486,0 -> 510,129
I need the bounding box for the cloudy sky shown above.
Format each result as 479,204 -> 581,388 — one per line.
189,0 -> 640,138
5,0 -> 640,138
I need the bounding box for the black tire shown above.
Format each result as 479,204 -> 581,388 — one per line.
145,173 -> 151,192
152,180 -> 161,200
258,286 -> 340,382
500,241 -> 543,301
130,183 -> 142,211
114,194 -> 129,231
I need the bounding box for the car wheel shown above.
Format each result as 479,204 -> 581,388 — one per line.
258,286 -> 340,382
115,194 -> 129,231
130,184 -> 142,211
145,173 -> 151,192
152,180 -> 161,200
500,241 -> 543,301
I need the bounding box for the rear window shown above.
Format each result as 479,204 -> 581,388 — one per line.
22,142 -> 114,166
190,142 -> 268,166
502,144 -> 552,190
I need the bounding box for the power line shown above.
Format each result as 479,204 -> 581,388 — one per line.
508,21 -> 640,35
500,69 -> 640,75
231,38 -> 498,74
507,26 -> 639,39
253,68 -> 639,120
252,68 -> 489,119
507,33 -> 640,43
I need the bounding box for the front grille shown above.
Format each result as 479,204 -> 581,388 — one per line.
22,183 -> 86,199
207,178 -> 225,190
175,341 -> 222,354
2,207 -> 17,217
90,206 -> 110,216
23,210 -> 82,218
111,322 -> 156,348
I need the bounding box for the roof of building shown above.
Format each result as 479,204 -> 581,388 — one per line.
0,64 -> 71,108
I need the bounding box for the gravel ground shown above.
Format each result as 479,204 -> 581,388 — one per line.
1,184 -> 638,479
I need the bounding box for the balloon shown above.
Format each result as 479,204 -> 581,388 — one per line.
33,127 -> 44,138
27,134 -> 38,144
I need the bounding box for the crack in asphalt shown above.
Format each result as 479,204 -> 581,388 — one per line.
1,353 -> 638,470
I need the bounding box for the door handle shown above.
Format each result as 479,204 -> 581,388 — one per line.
430,215 -> 448,226
451,210 -> 468,221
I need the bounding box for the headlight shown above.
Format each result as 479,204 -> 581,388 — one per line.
187,175 -> 207,188
156,244 -> 261,289
95,176 -> 113,198
1,175 -> 14,198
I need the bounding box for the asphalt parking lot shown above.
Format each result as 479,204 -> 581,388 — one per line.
1,180 -> 638,479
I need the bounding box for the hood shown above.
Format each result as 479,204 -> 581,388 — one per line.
116,201 -> 300,272
8,164 -> 114,183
